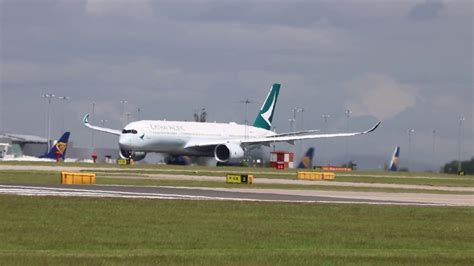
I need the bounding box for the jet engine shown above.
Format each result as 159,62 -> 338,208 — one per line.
214,143 -> 244,163
119,149 -> 147,161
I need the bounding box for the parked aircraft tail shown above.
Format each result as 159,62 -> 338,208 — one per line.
388,146 -> 400,171
297,147 -> 315,169
253,83 -> 280,130
42,132 -> 70,160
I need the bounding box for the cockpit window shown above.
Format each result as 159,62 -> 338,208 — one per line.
122,129 -> 138,134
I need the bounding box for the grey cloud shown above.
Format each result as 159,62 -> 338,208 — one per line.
407,0 -> 444,21
1,0 -> 472,170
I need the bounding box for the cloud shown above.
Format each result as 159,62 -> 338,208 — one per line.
344,73 -> 418,120
408,0 -> 444,21
85,0 -> 154,18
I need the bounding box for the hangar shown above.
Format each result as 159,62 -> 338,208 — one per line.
0,133 -> 48,158
0,133 -> 119,162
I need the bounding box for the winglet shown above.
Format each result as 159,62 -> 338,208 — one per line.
82,113 -> 122,136
364,121 -> 381,134
83,114 -> 90,125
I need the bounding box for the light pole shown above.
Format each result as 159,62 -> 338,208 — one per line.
407,129 -> 415,171
322,114 -> 330,166
120,100 -> 128,127
100,119 -> 108,148
42,93 -> 55,152
457,116 -> 465,172
344,109 -> 352,164
125,112 -> 132,124
271,126 -> 277,152
288,118 -> 296,132
57,96 -> 70,134
290,107 -> 304,158
0,85 -> 3,133
137,107 -> 142,121
432,129 -> 437,172
91,102 -> 96,150
291,107 -> 304,132
240,99 -> 253,140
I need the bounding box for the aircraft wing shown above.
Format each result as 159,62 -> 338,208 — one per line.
242,121 -> 380,145
184,121 -> 381,149
272,129 -> 320,138
83,114 -> 121,136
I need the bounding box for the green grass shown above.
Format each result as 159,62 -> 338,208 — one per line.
0,170 -> 472,195
97,178 -> 474,195
0,195 -> 472,265
0,170 -> 59,184
334,175 -> 474,187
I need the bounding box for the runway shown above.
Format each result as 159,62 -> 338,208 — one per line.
0,164 -> 472,192
0,183 -> 471,206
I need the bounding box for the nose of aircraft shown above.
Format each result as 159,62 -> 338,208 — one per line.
118,134 -> 131,150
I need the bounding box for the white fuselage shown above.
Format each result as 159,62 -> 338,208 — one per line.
118,120 -> 275,156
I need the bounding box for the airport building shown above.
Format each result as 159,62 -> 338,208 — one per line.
0,133 -> 119,162
0,133 -> 48,158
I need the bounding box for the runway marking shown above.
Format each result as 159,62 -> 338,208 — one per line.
0,184 -> 456,207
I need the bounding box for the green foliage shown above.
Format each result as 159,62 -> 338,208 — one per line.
443,157 -> 474,175
0,195 -> 473,265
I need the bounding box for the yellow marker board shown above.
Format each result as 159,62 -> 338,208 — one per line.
226,174 -> 253,184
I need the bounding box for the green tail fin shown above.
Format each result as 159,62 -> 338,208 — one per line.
252,83 -> 280,130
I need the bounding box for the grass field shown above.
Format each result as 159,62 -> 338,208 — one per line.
0,195 -> 473,265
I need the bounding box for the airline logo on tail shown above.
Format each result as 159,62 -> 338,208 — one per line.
388,146 -> 400,171
298,147 -> 315,169
43,132 -> 70,160
55,142 -> 67,155
253,83 -> 280,130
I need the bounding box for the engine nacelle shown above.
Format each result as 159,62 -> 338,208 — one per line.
214,143 -> 244,163
119,149 -> 147,161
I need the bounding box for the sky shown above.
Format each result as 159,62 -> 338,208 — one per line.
0,0 -> 472,170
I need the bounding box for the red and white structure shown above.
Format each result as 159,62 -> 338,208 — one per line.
269,150 -> 294,170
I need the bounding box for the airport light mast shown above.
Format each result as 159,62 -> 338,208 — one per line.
42,93 -> 55,152
457,116 -> 465,173
290,107 -> 304,158
432,129 -> 437,172
239,99 -> 253,140
120,100 -> 128,127
407,129 -> 415,171
137,107 -> 142,121
0,85 -> 3,134
91,102 -> 96,150
57,96 -> 71,134
100,119 -> 108,148
344,109 -> 352,164
322,114 -> 330,166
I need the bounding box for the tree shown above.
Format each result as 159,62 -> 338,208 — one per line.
193,108 -> 207,122
442,157 -> 474,175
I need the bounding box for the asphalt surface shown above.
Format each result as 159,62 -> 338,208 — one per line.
0,183 -> 471,206
0,164 -> 472,206
0,164 -> 472,192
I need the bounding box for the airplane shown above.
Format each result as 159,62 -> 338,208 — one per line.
83,83 -> 381,163
41,132 -> 71,160
388,146 -> 400,171
1,132 -> 70,161
297,147 -> 315,169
